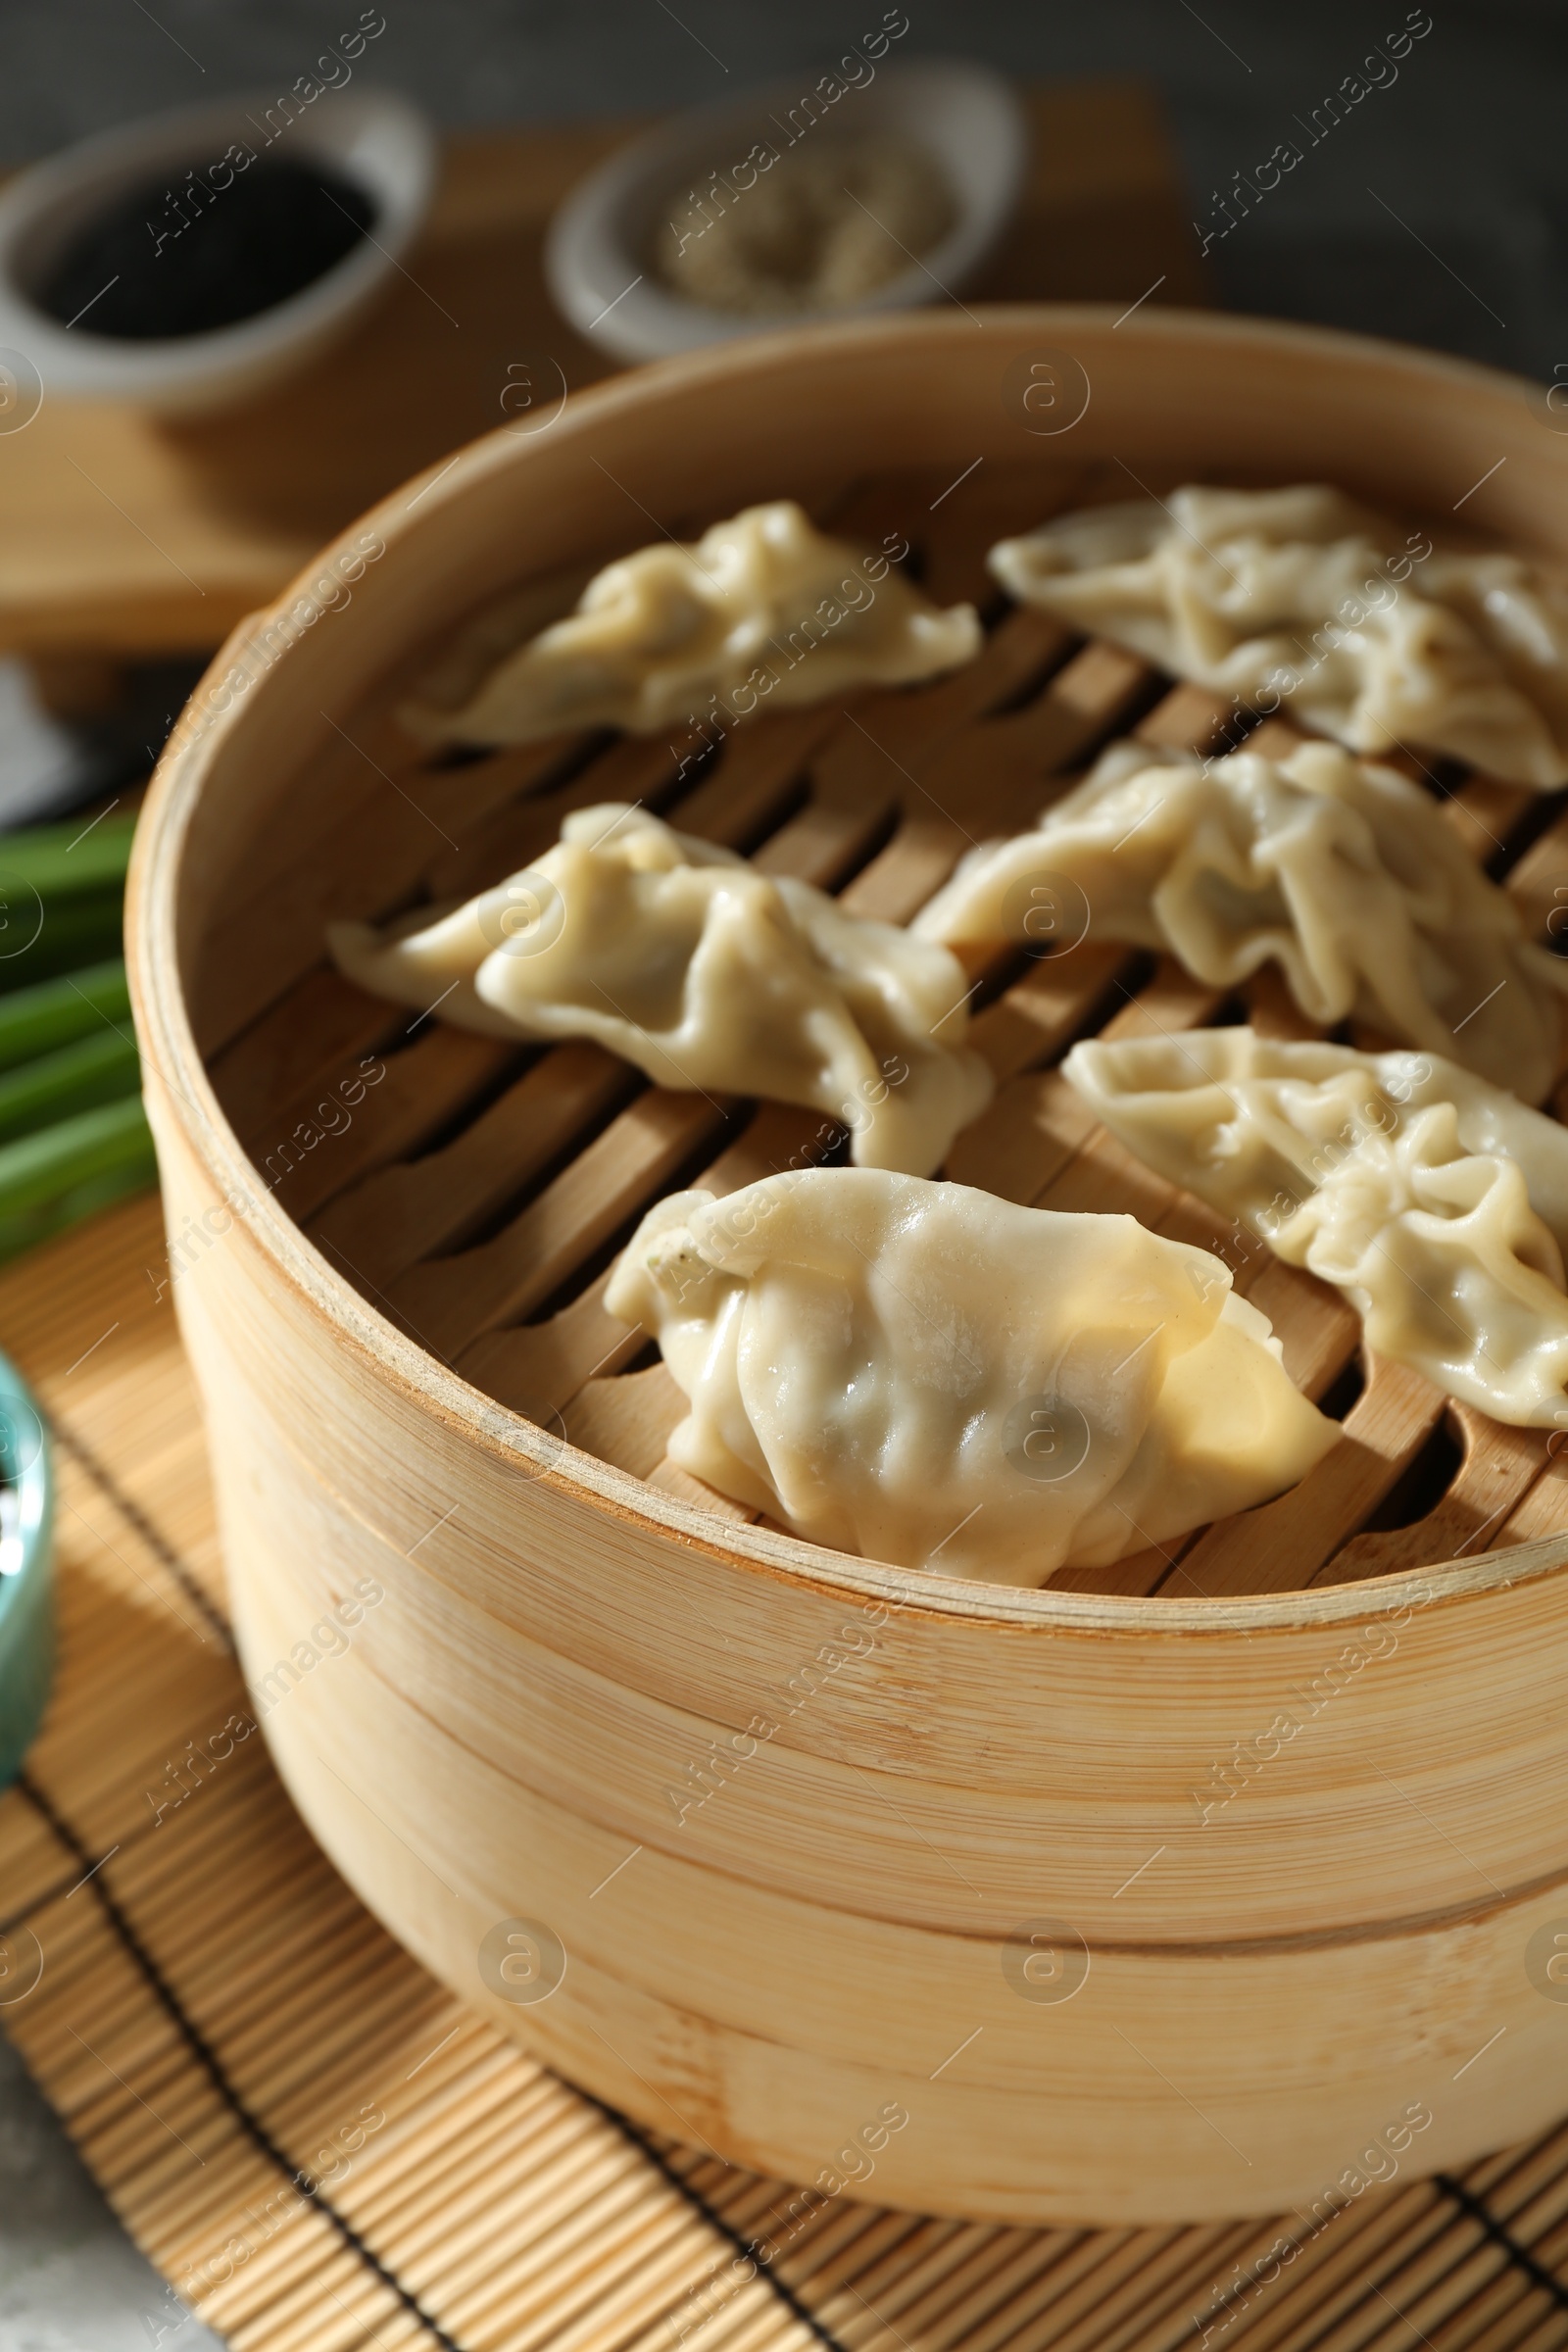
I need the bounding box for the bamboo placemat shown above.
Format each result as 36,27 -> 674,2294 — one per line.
1,1196 -> 1567,2350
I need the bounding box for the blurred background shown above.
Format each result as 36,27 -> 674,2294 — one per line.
0,0 -> 1561,370
1,3 -> 1563,2344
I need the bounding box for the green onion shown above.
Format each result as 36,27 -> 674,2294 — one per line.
0,1095 -> 157,1265
0,814 -> 136,900
0,817 -> 157,1257
0,816 -> 135,998
0,1028 -> 141,1146
0,890 -> 125,996
0,958 -> 131,1072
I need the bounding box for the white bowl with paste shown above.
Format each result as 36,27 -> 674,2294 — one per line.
545,56 -> 1029,364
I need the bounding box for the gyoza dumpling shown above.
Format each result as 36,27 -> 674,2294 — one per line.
912,738 -> 1568,1102
989,483 -> 1568,788
606,1169 -> 1337,1583
401,500 -> 981,745
1064,1026 -> 1568,1429
319,892 -> 529,1040
328,805 -> 994,1177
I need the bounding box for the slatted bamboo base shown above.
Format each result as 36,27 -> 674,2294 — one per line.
2,1192 -> 1568,2350
200,458 -> 1568,1599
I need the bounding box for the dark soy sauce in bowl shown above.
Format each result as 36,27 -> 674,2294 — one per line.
36,158 -> 376,340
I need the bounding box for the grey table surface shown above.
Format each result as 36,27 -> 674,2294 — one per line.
1,2 -> 1565,2342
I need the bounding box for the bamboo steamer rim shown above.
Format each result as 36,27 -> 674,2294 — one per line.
126,301 -> 1568,1638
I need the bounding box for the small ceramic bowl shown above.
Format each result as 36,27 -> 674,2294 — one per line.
544,58 -> 1029,365
0,1351 -> 52,1788
0,87 -> 435,417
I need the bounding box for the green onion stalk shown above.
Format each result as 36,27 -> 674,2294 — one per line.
0,814 -> 157,1265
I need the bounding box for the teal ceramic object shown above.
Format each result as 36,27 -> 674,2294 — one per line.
0,1353 -> 52,1787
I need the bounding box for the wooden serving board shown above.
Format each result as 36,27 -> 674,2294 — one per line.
0,80 -> 1207,660
4,1194 -> 1568,2351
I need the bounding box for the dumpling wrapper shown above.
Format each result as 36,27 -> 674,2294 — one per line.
1064,1025 -> 1568,1429
605,1167 -> 1338,1584
328,805 -> 994,1177
912,737 -> 1568,1103
989,483 -> 1568,788
401,499 -> 981,746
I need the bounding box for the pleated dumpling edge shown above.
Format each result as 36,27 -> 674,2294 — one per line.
1064,1026 -> 1568,1430
327,803 -> 995,1179
399,500 -> 982,747
988,482 -> 1568,789
913,737 -> 1568,1104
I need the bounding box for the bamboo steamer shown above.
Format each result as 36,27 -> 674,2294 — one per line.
127,308 -> 1568,2228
